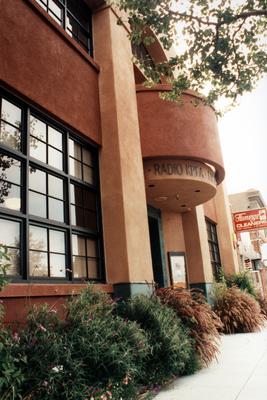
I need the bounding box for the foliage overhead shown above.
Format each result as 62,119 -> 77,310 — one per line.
111,0 -> 267,110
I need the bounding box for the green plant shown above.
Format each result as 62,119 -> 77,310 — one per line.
220,270 -> 257,298
117,294 -> 199,385
157,287 -> 222,366
6,285 -> 150,400
212,283 -> 265,334
0,244 -> 10,292
0,325 -> 27,398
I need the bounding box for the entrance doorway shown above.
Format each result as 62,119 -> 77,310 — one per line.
148,207 -> 167,288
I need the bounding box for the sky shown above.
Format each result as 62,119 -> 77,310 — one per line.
218,76 -> 267,204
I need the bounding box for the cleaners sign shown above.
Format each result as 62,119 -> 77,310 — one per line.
233,208 -> 267,233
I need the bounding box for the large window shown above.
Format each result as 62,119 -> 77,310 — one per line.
0,90 -> 104,282
206,219 -> 222,280
35,0 -> 93,55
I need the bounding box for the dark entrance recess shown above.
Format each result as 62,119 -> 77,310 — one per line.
148,206 -> 167,288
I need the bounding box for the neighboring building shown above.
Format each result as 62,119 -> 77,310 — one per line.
0,0 -> 239,325
230,189 -> 267,270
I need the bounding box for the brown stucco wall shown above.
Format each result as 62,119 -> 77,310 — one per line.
136,86 -> 225,183
0,284 -> 113,327
203,198 -> 218,222
0,0 -> 101,143
93,7 -> 153,284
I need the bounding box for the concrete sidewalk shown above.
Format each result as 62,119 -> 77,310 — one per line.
154,326 -> 267,400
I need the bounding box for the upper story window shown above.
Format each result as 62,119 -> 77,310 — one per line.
132,43 -> 155,69
0,90 -> 104,282
36,0 -> 93,55
206,219 -> 222,281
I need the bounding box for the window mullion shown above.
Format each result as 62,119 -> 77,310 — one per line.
24,106 -> 31,280
66,130 -> 73,282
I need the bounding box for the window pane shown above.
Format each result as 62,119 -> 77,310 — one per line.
0,218 -> 20,247
1,99 -> 21,128
29,225 -> 48,251
79,29 -> 89,50
69,158 -> 82,180
84,209 -> 97,230
30,116 -> 46,141
30,137 -> 47,163
0,122 -> 21,150
86,239 -> 97,257
50,254 -> 66,277
87,259 -> 99,279
67,0 -> 89,30
29,251 -> 48,277
72,234 -> 86,256
48,0 -> 62,21
0,182 -> 21,211
48,175 -> 63,199
0,155 -> 21,185
82,148 -> 93,166
48,198 -> 64,222
49,230 -> 65,253
70,184 -> 83,206
48,126 -> 62,150
29,167 -> 46,194
29,191 -> 47,218
5,248 -> 20,276
73,256 -> 86,278
84,190 -> 96,210
71,205 -> 83,226
48,147 -> 63,170
83,165 -> 93,184
36,0 -> 47,9
69,139 -> 81,160
66,15 -> 78,38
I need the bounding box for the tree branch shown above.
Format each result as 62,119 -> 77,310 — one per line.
169,9 -> 267,28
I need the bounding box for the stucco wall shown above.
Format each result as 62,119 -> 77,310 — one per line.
0,0 -> 101,143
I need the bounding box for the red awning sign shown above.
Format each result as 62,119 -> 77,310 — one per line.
233,208 -> 267,233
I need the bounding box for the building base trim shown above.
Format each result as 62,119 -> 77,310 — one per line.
189,282 -> 214,304
113,282 -> 154,298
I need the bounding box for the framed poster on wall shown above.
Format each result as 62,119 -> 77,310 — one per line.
168,252 -> 187,287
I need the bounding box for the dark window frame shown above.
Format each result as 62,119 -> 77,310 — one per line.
35,0 -> 93,56
0,88 -> 105,283
206,218 -> 222,281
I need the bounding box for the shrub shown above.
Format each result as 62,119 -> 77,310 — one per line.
212,283 -> 265,334
117,294 -> 199,384
156,287 -> 222,366
0,326 -> 27,398
220,270 -> 257,298
0,244 -> 10,292
257,293 -> 267,319
15,286 -> 150,400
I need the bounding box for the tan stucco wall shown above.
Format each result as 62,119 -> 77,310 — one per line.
182,206 -> 213,284
203,198 -> 217,222
161,211 -> 186,284
214,184 -> 240,274
94,7 -> 153,284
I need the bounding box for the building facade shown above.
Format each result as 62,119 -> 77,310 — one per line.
0,0 -> 239,325
230,189 -> 267,268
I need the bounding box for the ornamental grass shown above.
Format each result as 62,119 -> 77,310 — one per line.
257,294 -> 267,319
212,284 -> 265,334
156,287 -> 222,366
